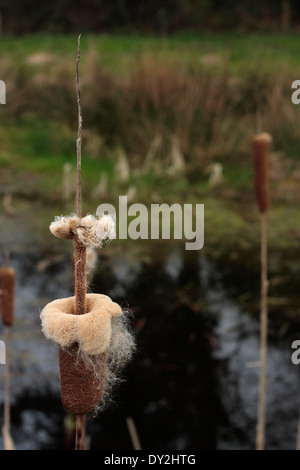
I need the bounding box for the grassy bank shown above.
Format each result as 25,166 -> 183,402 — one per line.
0,32 -> 299,258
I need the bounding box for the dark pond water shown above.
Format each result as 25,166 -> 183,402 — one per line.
0,207 -> 299,450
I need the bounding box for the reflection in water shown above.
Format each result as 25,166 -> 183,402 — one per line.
199,256 -> 300,450
0,214 -> 299,450
90,246 -> 225,450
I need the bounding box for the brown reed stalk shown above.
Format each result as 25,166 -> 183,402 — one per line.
0,260 -> 16,450
297,405 -> 300,450
3,326 -> 12,446
74,33 -> 87,452
58,34 -> 108,451
75,414 -> 85,451
56,34 -> 86,452
76,34 -> 83,221
126,416 -> 142,450
253,132 -> 272,451
256,210 -> 268,450
74,33 -> 87,320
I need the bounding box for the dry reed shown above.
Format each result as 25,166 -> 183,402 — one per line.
253,132 -> 272,451
41,36 -> 136,451
0,262 -> 16,450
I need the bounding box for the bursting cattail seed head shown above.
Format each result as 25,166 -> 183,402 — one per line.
41,291 -> 136,415
0,267 -> 15,327
253,133 -> 272,212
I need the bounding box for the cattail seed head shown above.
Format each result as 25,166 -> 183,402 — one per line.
253,133 -> 272,212
59,346 -> 108,415
41,293 -> 127,415
0,267 -> 15,327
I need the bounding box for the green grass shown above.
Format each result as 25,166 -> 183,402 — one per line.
2,31 -> 300,74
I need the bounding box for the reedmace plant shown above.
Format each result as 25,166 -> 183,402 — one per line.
253,132 -> 272,451
0,258 -> 16,450
40,36 -> 135,451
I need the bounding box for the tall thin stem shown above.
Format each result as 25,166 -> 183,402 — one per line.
74,32 -> 86,451
256,211 -> 268,450
297,405 -> 300,450
4,326 -> 10,434
75,414 -> 85,451
76,33 -> 82,220
126,417 -> 142,450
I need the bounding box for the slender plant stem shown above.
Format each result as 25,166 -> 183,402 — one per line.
4,326 -> 10,434
74,34 -> 86,313
126,417 -> 142,450
76,33 -> 82,220
75,414 -> 85,451
74,32 -> 86,451
297,405 -> 300,450
256,211 -> 268,450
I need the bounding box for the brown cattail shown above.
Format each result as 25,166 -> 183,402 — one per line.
0,267 -> 15,327
59,346 -> 107,415
40,36 -> 135,450
253,132 -> 272,450
41,291 -> 122,415
59,238 -> 101,416
253,133 -> 272,212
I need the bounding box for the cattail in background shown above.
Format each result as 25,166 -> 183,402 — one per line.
0,267 -> 15,327
253,133 -> 272,213
253,132 -> 272,451
0,262 -> 16,450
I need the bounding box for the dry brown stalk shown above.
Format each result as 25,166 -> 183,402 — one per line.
297,405 -> 300,450
256,210 -> 268,450
74,33 -> 87,452
57,34 -> 108,451
75,414 -> 85,451
126,416 -> 142,450
253,132 -> 272,451
2,325 -> 15,450
41,35 -> 135,452
0,260 -> 16,450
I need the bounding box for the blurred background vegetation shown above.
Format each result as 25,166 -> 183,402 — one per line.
0,29 -> 300,260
